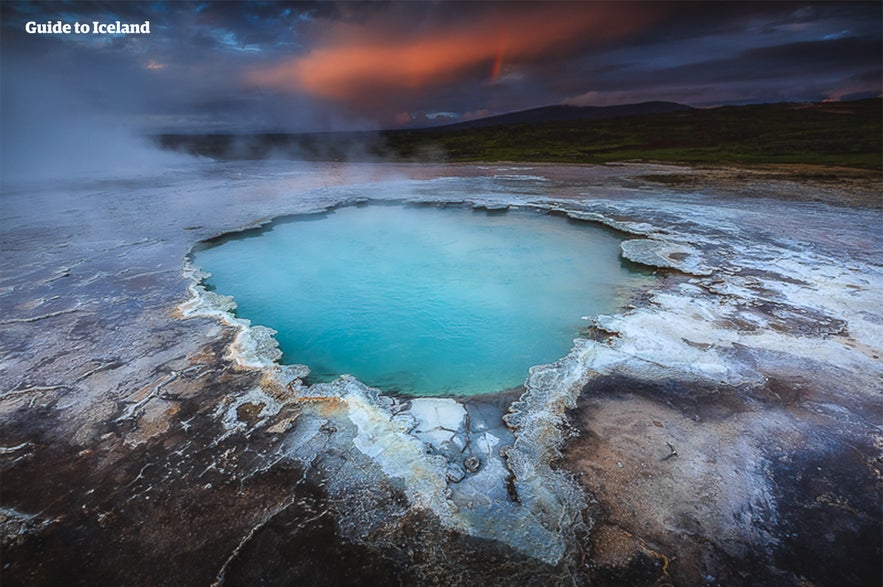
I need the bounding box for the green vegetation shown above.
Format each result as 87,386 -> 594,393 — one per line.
158,99 -> 882,170
383,99 -> 882,169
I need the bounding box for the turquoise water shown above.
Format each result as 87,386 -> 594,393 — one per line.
194,204 -> 648,396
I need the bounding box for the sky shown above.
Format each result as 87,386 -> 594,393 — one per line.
1,1 -> 881,133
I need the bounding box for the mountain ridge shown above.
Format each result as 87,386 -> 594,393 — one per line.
430,100 -> 694,130
157,98 -> 882,170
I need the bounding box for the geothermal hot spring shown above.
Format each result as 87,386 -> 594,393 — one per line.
194,203 -> 649,396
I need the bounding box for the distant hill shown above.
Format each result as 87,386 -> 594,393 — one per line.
157,98 -> 882,170
434,101 -> 694,130
380,98 -> 882,169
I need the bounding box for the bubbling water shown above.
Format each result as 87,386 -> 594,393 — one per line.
194,204 -> 649,396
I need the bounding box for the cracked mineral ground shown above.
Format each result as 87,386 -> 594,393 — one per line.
1,161 -> 881,586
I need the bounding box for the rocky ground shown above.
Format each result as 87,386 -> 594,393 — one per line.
1,161 -> 880,586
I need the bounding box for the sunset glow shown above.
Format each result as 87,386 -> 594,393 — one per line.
247,4 -> 663,105
3,1 -> 879,130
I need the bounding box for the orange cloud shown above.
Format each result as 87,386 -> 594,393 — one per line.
247,4 -> 663,103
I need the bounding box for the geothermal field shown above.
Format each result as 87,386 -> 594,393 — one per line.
2,160 -> 880,585
2,1 -> 882,586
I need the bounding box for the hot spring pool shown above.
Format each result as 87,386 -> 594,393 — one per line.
193,204 -> 650,396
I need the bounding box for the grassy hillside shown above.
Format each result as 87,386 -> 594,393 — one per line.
159,99 -> 882,170
383,99 -> 882,169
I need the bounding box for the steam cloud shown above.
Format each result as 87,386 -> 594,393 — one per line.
1,59 -> 194,184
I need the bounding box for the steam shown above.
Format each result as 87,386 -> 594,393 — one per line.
0,61 -> 196,184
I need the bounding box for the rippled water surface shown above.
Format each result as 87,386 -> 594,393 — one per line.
195,204 -> 649,396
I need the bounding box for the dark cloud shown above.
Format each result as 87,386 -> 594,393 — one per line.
1,1 -> 880,131
631,37 -> 881,86
744,36 -> 880,65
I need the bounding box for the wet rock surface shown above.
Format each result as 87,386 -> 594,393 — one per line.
563,376 -> 881,586
1,161 -> 880,585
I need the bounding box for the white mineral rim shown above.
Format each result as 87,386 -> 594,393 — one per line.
177,191 -> 883,566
